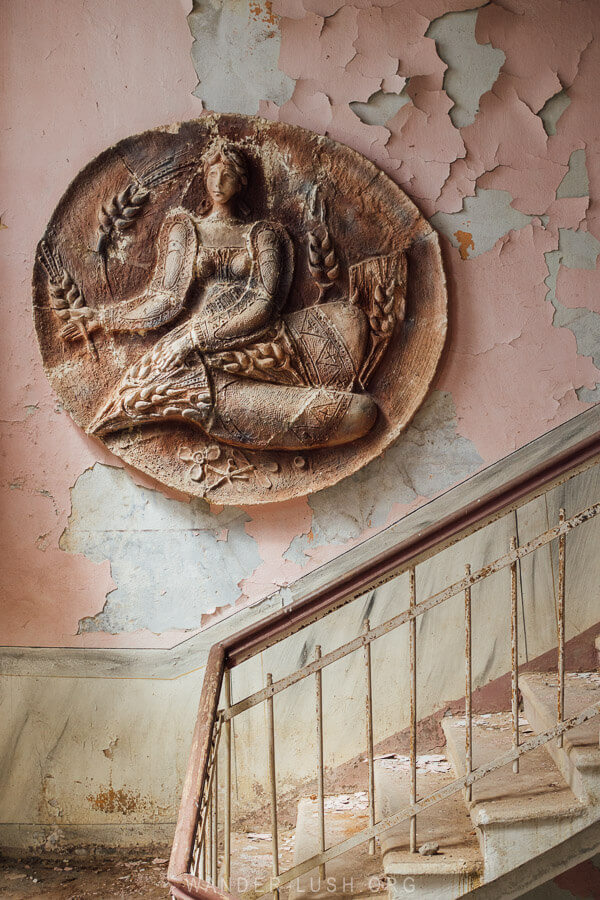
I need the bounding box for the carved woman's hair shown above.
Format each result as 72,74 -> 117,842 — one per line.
199,141 -> 250,217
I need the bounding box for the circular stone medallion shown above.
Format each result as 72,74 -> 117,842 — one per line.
33,115 -> 447,504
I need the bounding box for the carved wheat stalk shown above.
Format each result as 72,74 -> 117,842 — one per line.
96,183 -> 149,293
95,152 -> 194,294
96,183 -> 149,252
369,280 -> 396,337
215,341 -> 302,383
307,224 -> 339,302
39,240 -> 98,359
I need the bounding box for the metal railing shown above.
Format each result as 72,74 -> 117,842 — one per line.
168,430 -> 600,900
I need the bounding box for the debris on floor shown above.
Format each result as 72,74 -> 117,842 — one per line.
0,854 -> 171,899
418,841 -> 440,856
374,753 -> 452,773
323,791 -> 369,811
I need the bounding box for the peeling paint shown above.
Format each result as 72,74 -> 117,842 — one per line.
553,304 -> 600,370
538,88 -> 571,137
3,0 -> 600,651
558,226 -> 600,271
285,391 -> 483,564
188,0 -> 294,113
427,8 -> 505,128
60,465 -> 261,634
556,149 -> 590,200
4,0 -> 600,851
350,85 -> 411,127
431,189 -> 534,258
102,738 -> 118,760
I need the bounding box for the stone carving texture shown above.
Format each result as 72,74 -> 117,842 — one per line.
33,115 -> 447,504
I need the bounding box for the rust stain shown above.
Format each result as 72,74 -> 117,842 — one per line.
249,0 -> 277,30
87,784 -> 140,815
454,230 -> 475,260
307,528 -> 314,543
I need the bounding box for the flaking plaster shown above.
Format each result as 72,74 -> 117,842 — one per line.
2,0 -> 600,649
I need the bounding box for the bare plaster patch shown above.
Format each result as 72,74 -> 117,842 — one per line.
60,465 -> 261,634
427,8 -> 505,128
577,383 -> 600,403
285,391 -> 483,563
350,85 -> 411,127
187,0 -> 294,113
431,189 -> 534,258
557,149 -> 590,200
538,88 -> 571,137
553,304 -> 600,370
546,221 -> 600,399
558,226 -> 600,271
6,0 -> 600,651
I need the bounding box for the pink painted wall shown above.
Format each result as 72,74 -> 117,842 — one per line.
1,0 -> 599,649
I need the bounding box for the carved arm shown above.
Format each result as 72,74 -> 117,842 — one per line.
60,211 -> 197,340
255,225 -> 281,302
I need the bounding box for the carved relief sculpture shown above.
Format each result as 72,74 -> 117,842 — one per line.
33,116 -> 447,503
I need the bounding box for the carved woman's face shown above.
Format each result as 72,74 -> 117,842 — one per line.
206,161 -> 241,206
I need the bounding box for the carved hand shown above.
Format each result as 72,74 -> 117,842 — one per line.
154,331 -> 194,371
60,306 -> 101,341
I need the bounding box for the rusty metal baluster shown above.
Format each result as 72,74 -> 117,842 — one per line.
364,619 -> 376,855
223,669 -> 232,891
558,508 -> 566,748
199,799 -> 206,880
510,537 -> 520,774
315,646 -> 326,879
464,564 -> 473,802
211,751 -> 218,883
267,673 -> 280,899
198,794 -> 208,881
409,567 -> 417,853
206,789 -> 213,884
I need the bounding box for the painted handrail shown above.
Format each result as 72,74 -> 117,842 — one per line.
169,427 -> 600,898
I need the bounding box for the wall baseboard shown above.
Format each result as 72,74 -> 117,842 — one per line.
0,823 -> 175,857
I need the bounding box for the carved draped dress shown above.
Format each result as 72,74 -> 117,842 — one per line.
90,209 -> 370,445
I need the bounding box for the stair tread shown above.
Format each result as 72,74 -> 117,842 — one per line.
289,795 -> 384,899
521,672 -> 600,767
442,711 -> 583,825
374,757 -> 482,875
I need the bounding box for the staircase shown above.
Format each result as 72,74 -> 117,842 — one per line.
168,423 -> 600,900
276,672 -> 600,898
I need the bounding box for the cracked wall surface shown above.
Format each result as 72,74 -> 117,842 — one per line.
187,0 -> 295,113
60,465 -> 261,635
2,0 -> 600,651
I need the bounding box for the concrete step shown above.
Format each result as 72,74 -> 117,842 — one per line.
521,672 -> 600,802
442,711 -> 585,882
289,794 -> 384,899
374,755 -> 482,899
